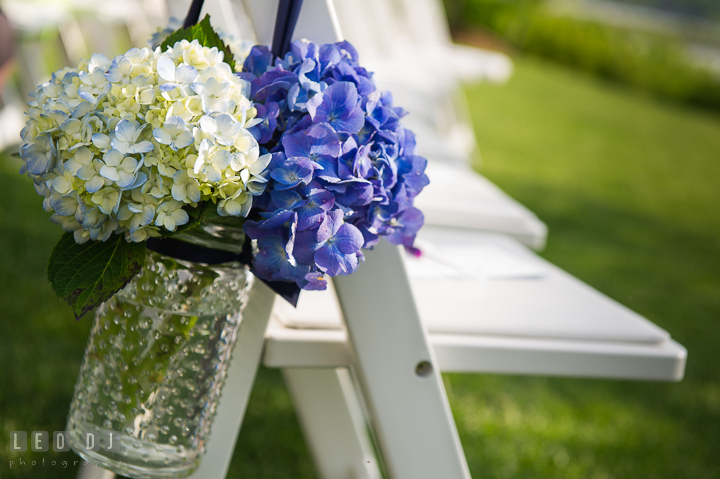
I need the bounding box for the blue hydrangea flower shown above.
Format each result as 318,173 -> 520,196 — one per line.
313,210 -> 364,276
247,102 -> 279,143
294,187 -> 335,231
253,236 -> 308,283
303,271 -> 328,290
270,156 -> 314,190
282,122 -> 341,182
241,39 -> 429,290
307,82 -> 364,134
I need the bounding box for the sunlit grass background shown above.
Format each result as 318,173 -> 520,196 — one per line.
1,54 -> 719,479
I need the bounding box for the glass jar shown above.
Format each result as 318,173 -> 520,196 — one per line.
66,220 -> 253,478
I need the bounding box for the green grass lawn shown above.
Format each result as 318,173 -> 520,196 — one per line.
1,55 -> 719,478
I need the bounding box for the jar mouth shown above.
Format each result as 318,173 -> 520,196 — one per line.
173,218 -> 246,255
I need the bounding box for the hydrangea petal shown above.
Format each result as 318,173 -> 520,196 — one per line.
128,141 -> 154,154
175,65 -> 199,84
153,128 -> 173,145
335,223 -> 363,255
99,164 -> 120,182
315,243 -> 358,276
157,55 -> 176,82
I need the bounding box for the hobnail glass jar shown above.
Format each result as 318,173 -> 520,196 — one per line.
66,220 -> 253,478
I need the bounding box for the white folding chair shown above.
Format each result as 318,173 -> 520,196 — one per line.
0,87 -> 24,153
416,162 -> 547,250
266,225 -> 685,478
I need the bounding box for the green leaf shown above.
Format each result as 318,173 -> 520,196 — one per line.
160,15 -> 236,71
47,233 -> 146,320
199,203 -> 222,222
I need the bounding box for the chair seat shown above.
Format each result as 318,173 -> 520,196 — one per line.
415,163 -> 548,249
266,228 -> 686,381
366,44 -> 513,90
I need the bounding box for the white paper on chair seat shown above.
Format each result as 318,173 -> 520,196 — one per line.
410,239 -> 545,280
273,228 -> 670,345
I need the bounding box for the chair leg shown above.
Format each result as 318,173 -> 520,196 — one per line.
283,367 -> 382,479
76,462 -> 115,479
334,240 -> 471,479
185,280 -> 276,479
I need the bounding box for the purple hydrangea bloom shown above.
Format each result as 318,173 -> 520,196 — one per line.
241,39 -> 429,290
270,156 -> 314,190
307,82 -> 365,134
314,210 -> 364,276
254,236 -> 308,283
295,186 -> 335,231
247,102 -> 279,144
304,272 -> 328,290
244,209 -> 296,238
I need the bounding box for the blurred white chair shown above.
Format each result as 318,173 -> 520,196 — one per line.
0,0 -> 169,152
0,5 -> 22,153
332,0 -> 512,163
0,89 -> 24,153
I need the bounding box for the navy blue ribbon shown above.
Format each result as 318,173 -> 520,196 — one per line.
147,237 -> 301,307
182,0 -> 205,29
182,0 -> 304,58
271,0 -> 305,58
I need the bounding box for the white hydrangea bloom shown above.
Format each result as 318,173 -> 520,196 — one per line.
20,39 -> 269,244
